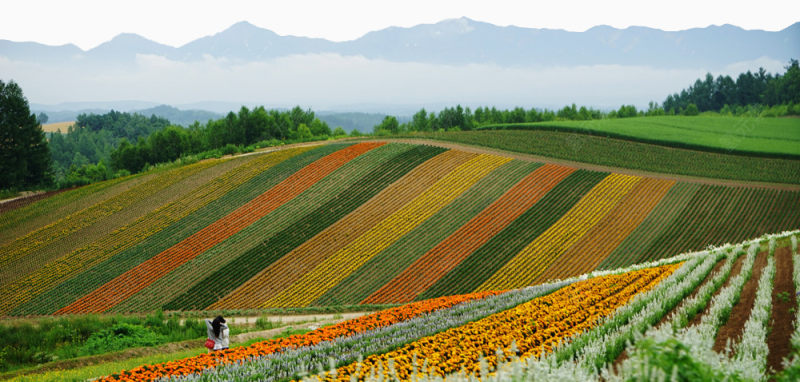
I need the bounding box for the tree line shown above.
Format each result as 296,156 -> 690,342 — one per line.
109,106 -> 341,174
663,59 -> 800,115
374,103 -> 656,134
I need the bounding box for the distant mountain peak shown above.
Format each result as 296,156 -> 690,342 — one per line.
225,21 -> 263,33
110,32 -> 150,41
435,17 -> 478,33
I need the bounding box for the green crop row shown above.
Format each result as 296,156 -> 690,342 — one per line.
314,160 -> 541,306
113,143 -> 412,313
418,170 -> 607,299
164,145 -> 446,311
399,130 -> 800,184
11,145 -> 337,316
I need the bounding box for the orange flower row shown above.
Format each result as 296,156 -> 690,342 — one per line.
97,290 -> 502,381
314,263 -> 680,381
363,163 -> 574,304
57,142 -> 385,315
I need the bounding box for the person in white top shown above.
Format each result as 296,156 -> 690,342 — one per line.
205,315 -> 230,351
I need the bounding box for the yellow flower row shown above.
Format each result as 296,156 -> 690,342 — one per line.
0,147 -> 313,315
0,159 -> 221,272
313,263 -> 681,381
264,154 -> 512,308
536,177 -> 675,282
478,173 -> 642,291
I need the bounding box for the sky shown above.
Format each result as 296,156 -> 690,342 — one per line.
3,0 -> 800,50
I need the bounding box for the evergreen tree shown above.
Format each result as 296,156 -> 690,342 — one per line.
0,80 -> 52,189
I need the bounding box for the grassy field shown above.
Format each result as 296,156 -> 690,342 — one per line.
40,121 -> 74,133
402,129 -> 800,184
480,115 -> 800,157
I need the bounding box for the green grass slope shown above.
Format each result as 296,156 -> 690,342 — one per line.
481,116 -> 800,157
402,129 -> 800,184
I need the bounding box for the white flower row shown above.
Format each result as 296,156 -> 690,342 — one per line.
166,281 -> 569,382
658,245 -> 742,331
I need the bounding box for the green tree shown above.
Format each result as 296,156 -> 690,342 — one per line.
411,109 -> 430,132
37,112 -> 48,124
297,123 -> 313,139
309,118 -> 331,136
374,116 -> 399,134
332,126 -> 347,136
0,80 -> 52,189
683,103 -> 699,116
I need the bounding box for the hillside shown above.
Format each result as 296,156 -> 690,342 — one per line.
403,129 -> 800,184
1,140 -> 798,316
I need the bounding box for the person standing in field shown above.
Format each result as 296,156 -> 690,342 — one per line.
205,315 -> 230,352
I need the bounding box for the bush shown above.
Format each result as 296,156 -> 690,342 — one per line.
220,144 -> 240,156
683,103 -> 700,116
80,323 -> 162,354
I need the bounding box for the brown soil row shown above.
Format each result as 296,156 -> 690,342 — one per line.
712,250 -> 768,352
767,247 -> 796,373
689,250 -> 747,327
609,254 -> 727,373
655,254 -> 728,328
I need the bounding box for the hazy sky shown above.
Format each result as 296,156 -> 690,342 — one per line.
4,0 -> 799,50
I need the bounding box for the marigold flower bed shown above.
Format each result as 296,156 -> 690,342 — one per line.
313,263 -> 680,381
97,291 -> 501,381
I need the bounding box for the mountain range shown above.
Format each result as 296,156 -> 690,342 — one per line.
3,18 -> 798,69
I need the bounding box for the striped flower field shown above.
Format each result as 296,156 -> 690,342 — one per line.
92,230 -> 800,381
1,141 -> 799,316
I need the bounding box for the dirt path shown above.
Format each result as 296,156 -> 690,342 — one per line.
1,311 -> 373,380
185,311 -> 373,327
766,247 -> 796,373
0,188 -> 72,213
366,138 -> 800,191
712,250 -> 769,352
655,254 -> 728,329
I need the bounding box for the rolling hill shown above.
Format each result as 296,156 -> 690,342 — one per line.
1,139 -> 798,316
